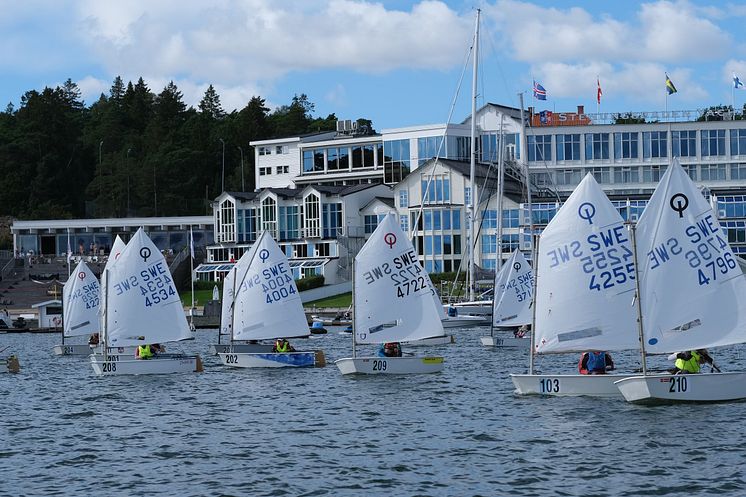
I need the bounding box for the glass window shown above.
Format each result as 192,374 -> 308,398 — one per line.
555,169 -> 582,186
614,132 -> 639,159
700,164 -> 726,181
481,234 -> 496,254
364,215 -> 379,234
585,167 -> 610,184
642,165 -> 665,183
701,129 -> 726,157
643,131 -> 667,158
400,215 -> 409,233
261,196 -> 277,238
442,209 -> 451,230
483,210 -> 497,229
503,209 -> 519,228
302,150 -> 314,173
555,134 -> 581,161
731,130 -> 746,156
383,139 -> 411,184
585,133 -> 610,160
303,193 -> 321,237
527,135 -> 552,162
464,186 -> 471,207
417,136 -> 445,166
452,210 -> 461,230
399,189 -> 408,208
614,166 -> 640,184
672,130 -> 697,157
731,163 -> 746,180
322,203 -> 342,238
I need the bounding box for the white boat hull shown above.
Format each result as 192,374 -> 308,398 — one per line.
510,373 -> 629,397
218,350 -> 325,368
402,335 -> 455,346
335,356 -> 444,375
209,343 -> 275,355
480,336 -> 530,348
441,316 -> 489,328
54,344 -> 138,356
0,356 -> 19,373
615,372 -> 746,403
449,301 -> 492,315
90,354 -> 203,376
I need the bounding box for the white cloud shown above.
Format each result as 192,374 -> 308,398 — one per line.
69,0 -> 473,111
76,76 -> 110,104
485,0 -> 730,64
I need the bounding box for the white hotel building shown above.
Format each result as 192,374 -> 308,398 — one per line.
203,104 -> 746,281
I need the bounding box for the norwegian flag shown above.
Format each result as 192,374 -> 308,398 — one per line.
597,77 -> 602,104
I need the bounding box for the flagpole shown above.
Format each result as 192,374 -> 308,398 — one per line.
597,75 -> 600,116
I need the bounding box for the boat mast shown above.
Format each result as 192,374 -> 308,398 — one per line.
102,268 -> 109,362
351,259 -> 357,358
468,9 -> 480,303
528,235 -> 539,374
496,113 -> 505,271
518,93 -> 534,256
629,223 -> 648,375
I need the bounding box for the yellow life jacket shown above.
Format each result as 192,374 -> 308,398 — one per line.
138,344 -> 153,359
276,340 -> 290,353
675,351 -> 701,373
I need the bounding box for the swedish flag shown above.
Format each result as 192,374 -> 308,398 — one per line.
665,74 -> 677,95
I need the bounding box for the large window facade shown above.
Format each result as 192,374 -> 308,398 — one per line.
527,135 -> 552,162
731,130 -> 746,156
351,144 -> 375,169
701,129 -> 726,157
322,203 -> 342,238
383,139 -> 411,184
278,206 -> 299,240
556,134 -> 581,161
261,196 -> 277,238
303,193 -> 321,238
671,130 -> 697,157
643,131 -> 667,158
585,133 -> 609,160
421,176 -> 450,204
418,136 -> 445,166
614,132 -> 639,159
217,198 -> 235,243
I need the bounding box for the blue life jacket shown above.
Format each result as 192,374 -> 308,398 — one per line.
586,352 -> 607,372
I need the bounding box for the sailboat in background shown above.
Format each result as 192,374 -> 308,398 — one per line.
90,228 -> 203,375
54,260 -> 101,356
217,231 -> 325,368
616,159 -> 746,403
480,249 -> 533,348
336,214 -> 445,375
510,173 -> 641,396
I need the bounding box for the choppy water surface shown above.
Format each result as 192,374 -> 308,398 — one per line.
2,329 -> 746,497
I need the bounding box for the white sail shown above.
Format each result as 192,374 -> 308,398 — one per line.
232,231 -> 309,341
635,159 -> 746,353
220,268 -> 235,336
62,261 -> 100,337
102,235 -> 127,334
354,213 -> 444,344
492,250 -> 533,327
105,228 -> 191,346
534,173 -> 638,353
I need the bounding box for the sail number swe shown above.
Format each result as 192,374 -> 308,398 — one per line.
539,378 -> 560,393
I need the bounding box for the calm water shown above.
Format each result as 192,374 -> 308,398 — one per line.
2,328 -> 746,497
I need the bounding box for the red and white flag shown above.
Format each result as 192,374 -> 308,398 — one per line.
597,77 -> 602,104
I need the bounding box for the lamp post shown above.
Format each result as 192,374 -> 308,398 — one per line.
153,162 -> 157,217
126,148 -> 132,215
219,138 -> 225,192
237,146 -> 244,191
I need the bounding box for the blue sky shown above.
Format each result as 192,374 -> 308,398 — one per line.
3,0 -> 746,130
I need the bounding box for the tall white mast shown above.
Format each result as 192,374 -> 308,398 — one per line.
468,9 -> 480,302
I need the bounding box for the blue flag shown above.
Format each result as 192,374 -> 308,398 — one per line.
735,73 -> 744,90
533,81 -> 547,100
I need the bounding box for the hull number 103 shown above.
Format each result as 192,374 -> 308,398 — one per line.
539,378 -> 560,393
